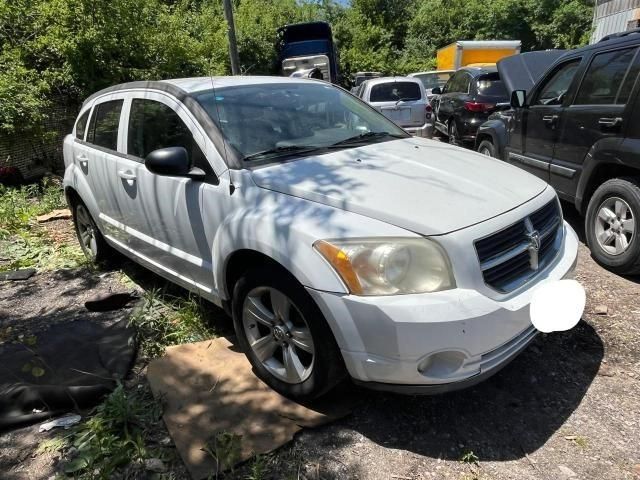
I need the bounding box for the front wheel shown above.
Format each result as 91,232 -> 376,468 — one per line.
585,177 -> 640,274
232,268 -> 345,400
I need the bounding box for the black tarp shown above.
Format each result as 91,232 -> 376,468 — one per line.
497,50 -> 568,95
0,319 -> 136,430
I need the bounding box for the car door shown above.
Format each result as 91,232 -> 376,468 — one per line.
74,97 -> 126,239
437,72 -> 470,128
114,93 -> 226,296
551,46 -> 640,198
509,58 -> 582,181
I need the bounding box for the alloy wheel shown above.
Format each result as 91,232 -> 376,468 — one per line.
242,286 -> 315,384
76,204 -> 98,259
480,146 -> 492,156
594,196 -> 635,255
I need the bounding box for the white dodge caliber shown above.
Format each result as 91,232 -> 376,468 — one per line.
63,76 -> 580,400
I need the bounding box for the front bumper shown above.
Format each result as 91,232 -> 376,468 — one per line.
307,221 -> 579,394
404,123 -> 433,138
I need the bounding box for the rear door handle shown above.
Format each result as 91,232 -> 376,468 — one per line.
598,117 -> 623,129
118,170 -> 137,181
76,154 -> 88,163
542,114 -> 559,126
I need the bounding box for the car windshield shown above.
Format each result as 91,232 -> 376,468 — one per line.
476,73 -> 508,97
414,72 -> 452,90
369,82 -> 422,102
194,82 -> 407,162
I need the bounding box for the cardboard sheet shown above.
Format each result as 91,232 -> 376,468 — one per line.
147,337 -> 356,479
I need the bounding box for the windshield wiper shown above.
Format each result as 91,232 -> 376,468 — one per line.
329,131 -> 405,147
243,145 -> 323,161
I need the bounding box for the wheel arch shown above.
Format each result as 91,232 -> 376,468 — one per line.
475,119 -> 507,158
577,159 -> 640,215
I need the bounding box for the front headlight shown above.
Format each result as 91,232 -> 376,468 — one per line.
314,237 -> 455,296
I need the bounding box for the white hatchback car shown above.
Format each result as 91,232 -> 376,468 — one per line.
63,76 -> 579,400
358,76 -> 433,138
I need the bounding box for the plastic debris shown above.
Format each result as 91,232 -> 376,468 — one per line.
38,414 -> 81,432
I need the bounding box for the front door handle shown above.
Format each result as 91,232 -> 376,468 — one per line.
76,154 -> 89,163
598,117 -> 623,129
118,170 -> 137,181
542,114 -> 559,127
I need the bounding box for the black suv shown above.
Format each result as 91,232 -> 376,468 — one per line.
432,66 -> 509,145
476,31 -> 640,274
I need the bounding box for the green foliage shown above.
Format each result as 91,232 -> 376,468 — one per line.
63,384 -> 163,477
129,288 -> 217,358
0,181 -> 85,272
1,0 -> 595,133
202,430 -> 243,477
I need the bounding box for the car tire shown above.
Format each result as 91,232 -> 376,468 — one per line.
585,177 -> 640,275
72,200 -> 112,264
232,267 -> 346,401
477,140 -> 496,158
448,120 -> 459,145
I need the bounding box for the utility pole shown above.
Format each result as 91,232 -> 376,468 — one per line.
222,0 -> 240,75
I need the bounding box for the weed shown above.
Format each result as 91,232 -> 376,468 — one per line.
202,430 -> 243,478
62,383 -> 162,478
0,179 -> 65,236
460,450 -> 480,465
36,436 -> 69,455
129,289 -> 217,358
574,436 -> 588,448
246,454 -> 269,480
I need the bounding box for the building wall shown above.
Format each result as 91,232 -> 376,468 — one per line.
591,0 -> 640,43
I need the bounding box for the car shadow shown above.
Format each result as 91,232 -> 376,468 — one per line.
343,320 -> 603,461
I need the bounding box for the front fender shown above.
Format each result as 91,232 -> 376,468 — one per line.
211,183 -> 416,300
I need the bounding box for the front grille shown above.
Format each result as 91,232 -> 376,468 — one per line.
475,199 -> 563,293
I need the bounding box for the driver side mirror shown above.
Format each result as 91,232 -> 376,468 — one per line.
145,147 -> 205,180
431,87 -> 442,95
511,90 -> 527,109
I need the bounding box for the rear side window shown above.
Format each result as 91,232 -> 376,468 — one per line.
370,82 -> 421,102
574,47 -> 639,105
87,100 -> 123,150
127,99 -> 212,174
75,111 -> 89,140
475,73 -> 507,97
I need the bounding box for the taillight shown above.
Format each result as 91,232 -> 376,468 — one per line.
425,103 -> 432,120
464,101 -> 495,113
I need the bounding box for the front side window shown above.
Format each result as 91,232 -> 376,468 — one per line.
535,60 -> 581,106
194,82 -> 407,162
370,82 -> 421,102
443,73 -> 460,93
87,100 -> 123,150
127,99 -> 211,173
75,110 -> 89,140
574,47 -> 639,105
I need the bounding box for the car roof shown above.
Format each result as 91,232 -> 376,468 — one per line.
556,30 -> 640,62
363,76 -> 423,87
82,76 -> 326,106
458,66 -> 498,76
408,70 -> 456,76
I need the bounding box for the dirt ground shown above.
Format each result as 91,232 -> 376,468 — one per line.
1,207 -> 639,480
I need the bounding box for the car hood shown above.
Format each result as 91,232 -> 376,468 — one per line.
497,50 -> 567,95
250,138 -> 548,236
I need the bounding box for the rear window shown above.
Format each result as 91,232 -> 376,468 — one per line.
370,82 -> 421,102
87,100 -> 123,150
414,72 -> 452,90
476,74 -> 508,97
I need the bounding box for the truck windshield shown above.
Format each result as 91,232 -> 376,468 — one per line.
193,82 -> 408,162
370,82 -> 422,102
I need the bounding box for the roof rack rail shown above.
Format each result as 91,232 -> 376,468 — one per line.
599,28 -> 640,43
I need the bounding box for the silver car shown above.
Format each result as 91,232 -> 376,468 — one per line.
358,77 -> 433,138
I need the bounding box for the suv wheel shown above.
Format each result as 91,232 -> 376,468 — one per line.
232,268 -> 345,400
585,177 -> 640,274
477,140 -> 496,158
73,201 -> 112,263
448,120 -> 459,145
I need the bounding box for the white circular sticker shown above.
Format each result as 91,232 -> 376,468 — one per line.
530,279 -> 585,333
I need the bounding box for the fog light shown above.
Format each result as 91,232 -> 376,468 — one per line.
418,351 -> 467,378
